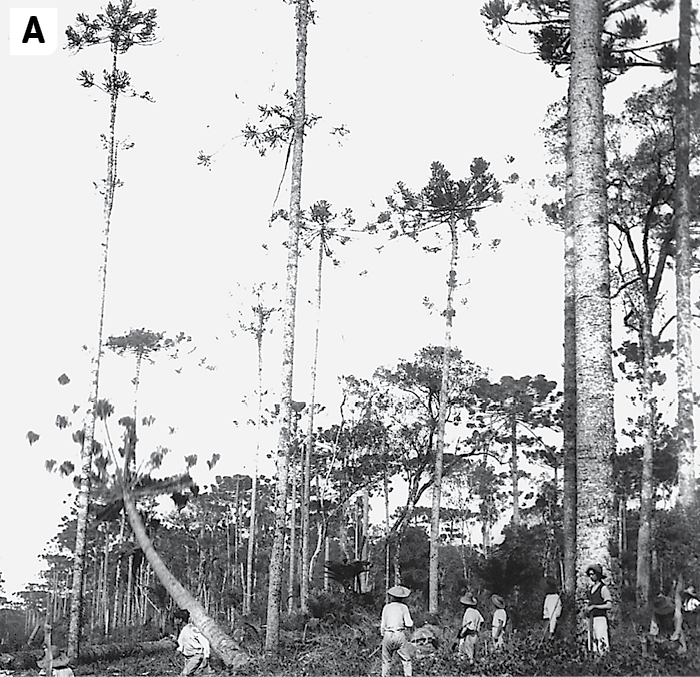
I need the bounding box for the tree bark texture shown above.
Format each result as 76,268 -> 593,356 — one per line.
563,195 -> 577,596
569,0 -> 615,607
265,0 -> 309,654
674,0 -> 695,508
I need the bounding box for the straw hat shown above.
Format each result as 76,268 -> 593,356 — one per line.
491,594 -> 505,609
585,564 -> 606,579
387,585 -> 411,598
459,593 -> 477,606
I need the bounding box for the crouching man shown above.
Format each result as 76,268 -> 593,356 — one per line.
177,611 -> 212,676
37,644 -> 74,677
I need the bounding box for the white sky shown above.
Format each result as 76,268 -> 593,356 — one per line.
1,0 -> 691,599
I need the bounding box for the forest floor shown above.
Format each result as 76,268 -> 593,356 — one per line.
6,609 -> 700,676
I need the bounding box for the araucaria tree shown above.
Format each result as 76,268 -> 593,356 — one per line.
569,0 -> 616,607
372,160 -> 503,613
64,0 -> 156,659
299,200 -> 351,614
238,283 -> 279,616
473,375 -> 560,526
266,0 -> 312,655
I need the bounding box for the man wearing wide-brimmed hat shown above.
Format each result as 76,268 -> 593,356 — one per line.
490,594 -> 508,651
457,593 -> 484,665
647,593 -> 687,656
380,585 -> 414,677
585,564 -> 612,655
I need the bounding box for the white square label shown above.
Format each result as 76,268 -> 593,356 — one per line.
10,8 -> 58,55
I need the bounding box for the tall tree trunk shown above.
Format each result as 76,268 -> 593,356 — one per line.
510,417 -> 520,526
287,460 -> 298,614
569,0 -> 615,611
122,490 -> 248,669
384,437 -> 391,591
563,155 -> 577,594
674,0 -> 695,508
361,487 -> 370,592
635,307 -> 656,606
429,218 -> 458,614
67,46 -> 120,664
301,232 -> 325,613
265,0 -> 310,654
244,300 -> 266,616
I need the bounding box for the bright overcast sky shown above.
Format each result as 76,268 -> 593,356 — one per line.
1,0 -> 686,598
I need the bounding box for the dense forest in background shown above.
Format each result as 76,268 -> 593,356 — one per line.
2,0 -> 700,675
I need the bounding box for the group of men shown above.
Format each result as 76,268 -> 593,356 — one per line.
378,564 -> 699,676
378,585 -> 510,676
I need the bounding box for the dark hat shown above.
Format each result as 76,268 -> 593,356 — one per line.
174,608 -> 190,622
387,585 -> 411,598
652,595 -> 675,616
585,564 -> 606,579
544,576 -> 559,594
459,593 -> 477,606
491,594 -> 505,609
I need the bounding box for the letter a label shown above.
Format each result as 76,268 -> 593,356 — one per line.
10,9 -> 58,55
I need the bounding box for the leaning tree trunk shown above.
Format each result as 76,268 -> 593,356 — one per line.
121,490 -> 248,669
265,0 -> 310,654
569,0 -> 615,615
68,47 -> 121,662
674,0 -> 695,509
429,218 -> 458,615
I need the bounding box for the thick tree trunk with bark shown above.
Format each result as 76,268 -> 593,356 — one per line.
569,0 -> 615,610
562,119 -> 577,597
674,0 -> 695,508
265,0 -> 310,654
429,219 -> 458,614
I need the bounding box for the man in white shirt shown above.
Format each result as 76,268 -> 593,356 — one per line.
458,594 -> 484,665
542,576 -> 562,639
380,585 -> 414,677
490,595 -> 508,650
177,612 -> 211,676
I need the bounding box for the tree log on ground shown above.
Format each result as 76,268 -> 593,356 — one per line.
2,638 -> 177,670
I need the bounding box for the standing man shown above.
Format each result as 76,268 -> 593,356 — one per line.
542,576 -> 563,639
380,585 -> 414,677
176,611 -> 211,676
490,594 -> 508,651
585,564 -> 612,655
457,593 -> 484,666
